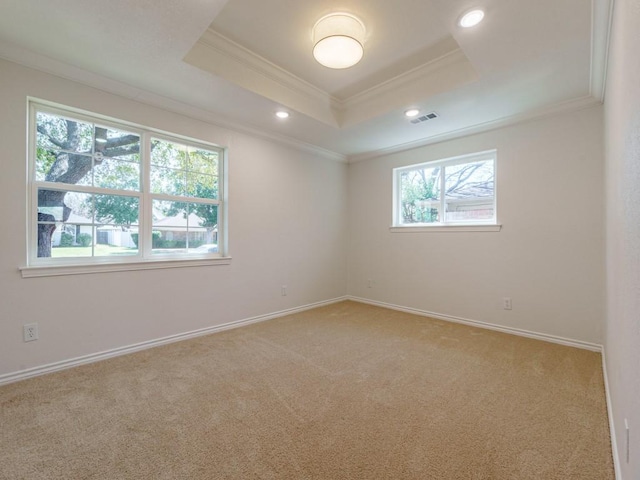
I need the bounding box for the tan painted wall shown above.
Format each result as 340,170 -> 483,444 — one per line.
348,105 -> 605,344
0,59 -> 349,378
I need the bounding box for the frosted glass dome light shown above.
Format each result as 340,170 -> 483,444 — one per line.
313,13 -> 365,69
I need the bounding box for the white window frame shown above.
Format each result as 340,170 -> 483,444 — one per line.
22,100 -> 230,277
391,150 -> 501,233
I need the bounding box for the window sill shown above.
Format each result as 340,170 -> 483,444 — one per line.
390,224 -> 502,233
20,256 -> 232,278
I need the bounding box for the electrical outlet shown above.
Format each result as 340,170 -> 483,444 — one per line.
503,297 -> 512,310
281,285 -> 287,296
625,419 -> 630,463
367,278 -> 373,288
23,323 -> 38,342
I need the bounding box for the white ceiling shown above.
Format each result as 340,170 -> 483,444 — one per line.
0,0 -> 611,161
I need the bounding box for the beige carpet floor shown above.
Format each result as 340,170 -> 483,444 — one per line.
0,301 -> 614,479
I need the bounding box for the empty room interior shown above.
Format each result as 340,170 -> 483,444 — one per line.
0,0 -> 638,478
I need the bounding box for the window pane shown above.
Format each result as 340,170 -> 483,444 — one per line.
151,166 -> 185,196
445,201 -> 495,222
95,226 -> 139,257
93,194 -> 139,226
189,242 -> 219,254
151,139 -> 187,169
50,224 -> 93,258
400,166 -> 441,224
152,200 -> 189,227
152,200 -> 218,254
36,152 -> 93,185
152,201 -> 189,254
189,203 -> 218,245
94,125 -> 140,162
38,189 -> 93,223
37,190 -> 141,259
187,172 -> 218,199
186,229 -> 209,249
36,112 -> 141,187
37,189 -> 94,259
36,113 -> 93,184
444,160 -> 494,198
94,158 -> 140,191
444,160 -> 495,222
152,227 -> 188,253
35,144 -> 58,182
36,112 -> 93,154
188,147 -> 218,176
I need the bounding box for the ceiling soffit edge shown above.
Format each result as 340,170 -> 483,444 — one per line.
195,29 -> 334,104
333,36 -> 461,99
184,28 -> 477,129
338,48 -> 478,128
184,29 -> 339,127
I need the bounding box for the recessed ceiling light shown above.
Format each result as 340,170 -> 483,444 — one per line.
404,109 -> 420,118
458,9 -> 485,28
276,111 -> 290,119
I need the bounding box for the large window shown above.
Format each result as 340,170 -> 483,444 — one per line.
28,102 -> 226,269
393,150 -> 496,227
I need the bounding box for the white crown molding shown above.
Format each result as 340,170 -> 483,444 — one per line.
590,0 -> 615,101
345,48 -> 471,110
348,94 -> 602,163
186,29 -> 476,129
339,48 -> 477,128
0,296 -> 349,386
196,29 -> 334,105
185,30 -> 340,128
0,43 -> 347,163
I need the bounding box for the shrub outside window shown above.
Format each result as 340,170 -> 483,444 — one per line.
29,102 -> 225,267
393,150 -> 496,227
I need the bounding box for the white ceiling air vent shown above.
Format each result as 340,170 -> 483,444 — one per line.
410,112 -> 438,124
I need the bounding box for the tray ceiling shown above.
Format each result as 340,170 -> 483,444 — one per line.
0,0 -> 612,160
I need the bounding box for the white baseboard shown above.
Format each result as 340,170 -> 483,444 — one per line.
0,296 -> 348,386
602,349 -> 622,479
347,296 -> 603,352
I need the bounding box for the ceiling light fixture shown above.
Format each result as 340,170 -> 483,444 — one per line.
404,109 -> 420,118
458,9 -> 485,28
275,110 -> 290,119
313,13 -> 365,69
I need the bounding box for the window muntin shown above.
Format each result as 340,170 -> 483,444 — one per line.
394,151 -> 496,227
29,103 -> 224,265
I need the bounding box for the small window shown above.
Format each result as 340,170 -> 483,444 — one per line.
393,150 -> 496,227
28,102 -> 225,267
